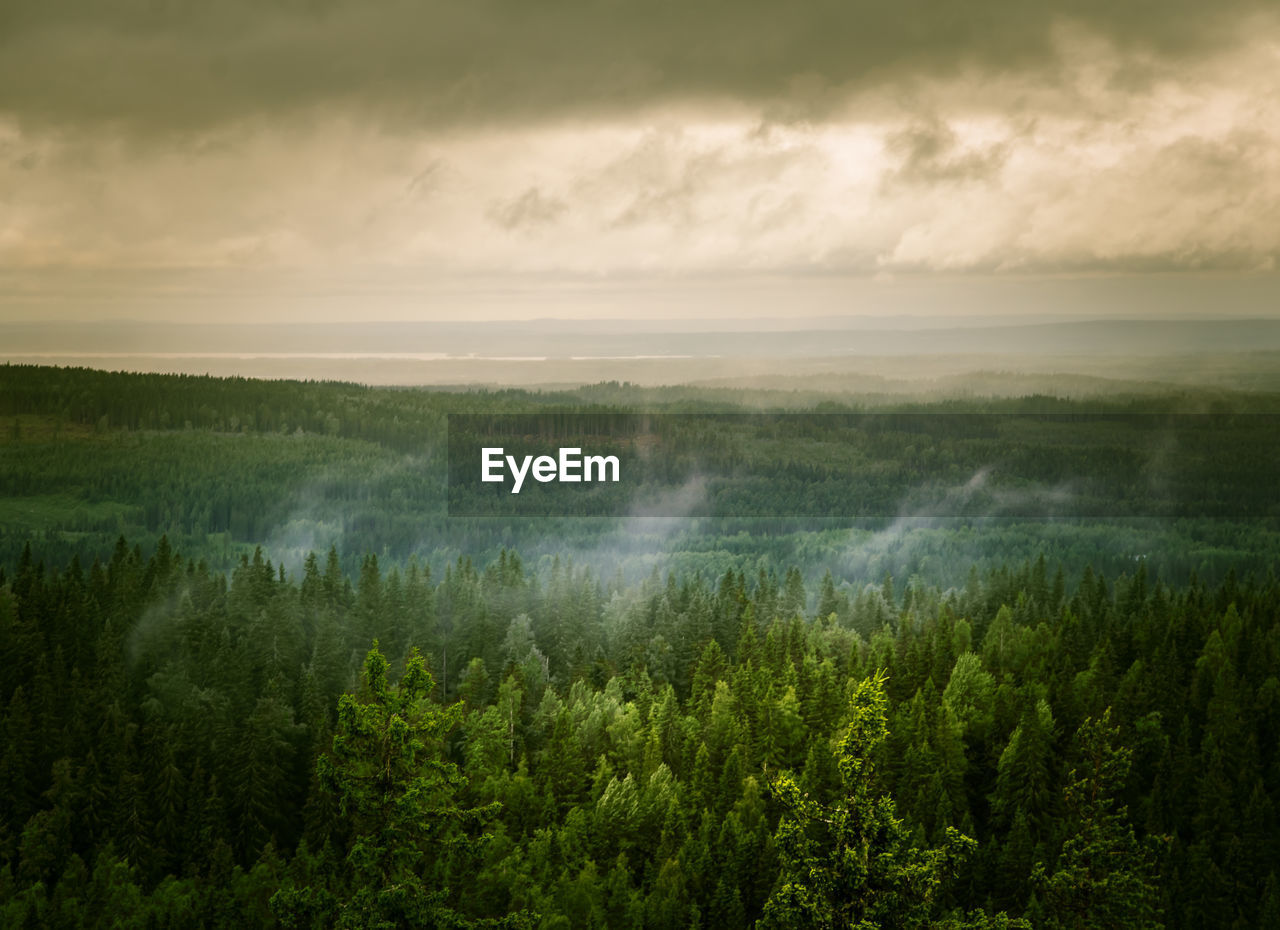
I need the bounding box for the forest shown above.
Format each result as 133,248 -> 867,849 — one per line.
3,365 -> 1277,585
1,365 -> 1278,927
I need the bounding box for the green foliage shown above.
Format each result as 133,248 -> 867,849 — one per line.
3,366 -> 1279,590
273,644 -> 520,928
2,523 -> 1279,926
1033,710 -> 1164,930
762,671 -> 1012,929
6,367 -> 1280,926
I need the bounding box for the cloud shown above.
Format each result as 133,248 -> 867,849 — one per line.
488,187 -> 567,231
1,11 -> 1278,312
0,1 -> 1273,134
4,85 -> 1280,284
883,117 -> 1011,187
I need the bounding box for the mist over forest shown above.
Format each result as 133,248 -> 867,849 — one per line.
1,356 -> 1278,927
5,0 -> 1280,920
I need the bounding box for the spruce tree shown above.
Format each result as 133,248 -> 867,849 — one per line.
762,671 -> 1017,929
1034,709 -> 1163,930
271,643 -> 525,929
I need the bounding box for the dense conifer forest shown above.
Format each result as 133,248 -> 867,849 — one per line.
3,538 -> 1277,927
1,366 -> 1278,927
3,365 -> 1277,585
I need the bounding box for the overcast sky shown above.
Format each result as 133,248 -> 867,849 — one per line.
2,0 -> 1278,322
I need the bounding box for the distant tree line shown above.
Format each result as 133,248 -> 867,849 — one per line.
3,365 -> 1278,587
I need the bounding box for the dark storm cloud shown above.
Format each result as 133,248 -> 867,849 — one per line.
0,0 -> 1268,131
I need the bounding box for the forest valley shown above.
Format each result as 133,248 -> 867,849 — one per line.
1,365 -> 1278,927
